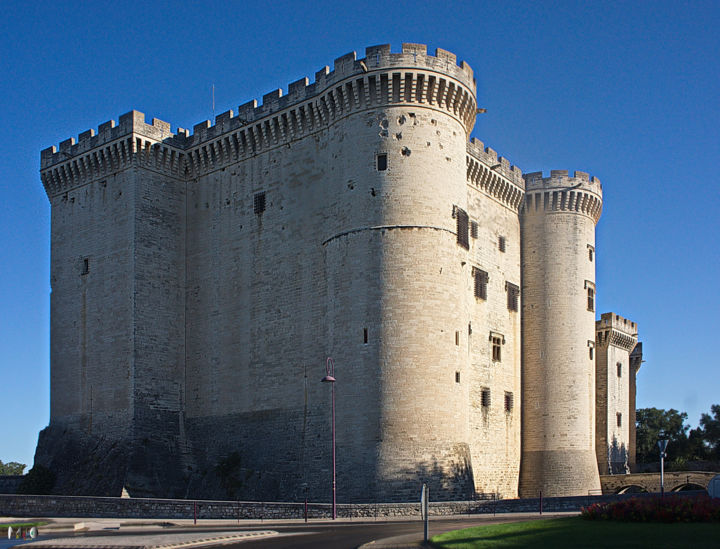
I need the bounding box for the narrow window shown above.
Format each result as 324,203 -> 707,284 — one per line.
617,362 -> 622,377
470,221 -> 478,239
504,392 -> 514,412
506,282 -> 519,312
455,331 -> 460,346
588,340 -> 595,360
376,153 -> 387,171
617,412 -> 622,427
253,191 -> 266,214
455,207 -> 469,249
589,347 -> 594,360
473,268 -> 488,300
492,336 -> 502,362
455,371 -> 460,383
363,328 -> 368,344
498,236 -> 506,252
81,257 -> 89,275
481,388 -> 491,408
587,287 -> 595,312
588,245 -> 595,262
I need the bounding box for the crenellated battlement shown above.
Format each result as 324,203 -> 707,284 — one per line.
183,43 -> 477,152
522,170 -> 603,223
596,312 -> 638,351
524,169 -> 602,195
466,138 -> 524,211
41,111 -> 183,170
596,312 -> 638,336
41,44 -> 478,185
40,110 -> 186,198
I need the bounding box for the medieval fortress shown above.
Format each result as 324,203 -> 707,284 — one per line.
37,43 -> 643,502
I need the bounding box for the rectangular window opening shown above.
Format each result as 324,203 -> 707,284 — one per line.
363,328 -> 368,344
617,412 -> 623,427
504,392 -> 514,412
506,282 -> 519,312
376,153 -> 387,171
455,331 -> 460,346
498,235 -> 506,252
470,221 -> 478,239
455,371 -> 460,383
588,244 -> 595,262
473,268 -> 488,300
253,191 -> 266,215
81,257 -> 89,275
589,347 -> 594,360
481,388 -> 491,408
587,287 -> 595,312
492,336 -> 502,362
455,207 -> 469,249
617,362 -> 622,377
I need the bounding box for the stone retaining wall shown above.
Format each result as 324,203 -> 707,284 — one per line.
0,491 -> 704,519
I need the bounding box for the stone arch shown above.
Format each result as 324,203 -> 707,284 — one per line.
615,484 -> 647,494
670,483 -> 705,492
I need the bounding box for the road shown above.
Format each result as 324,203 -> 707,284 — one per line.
224,515 -> 569,548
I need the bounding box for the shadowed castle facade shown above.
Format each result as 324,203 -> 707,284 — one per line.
36,43 -> 642,502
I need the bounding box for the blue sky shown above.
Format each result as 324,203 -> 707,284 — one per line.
1,0 -> 718,468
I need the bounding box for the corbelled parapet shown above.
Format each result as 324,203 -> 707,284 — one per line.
466,138 -> 524,211
184,43 -> 477,150
596,312 -> 638,351
41,43 -> 478,189
40,111 -> 188,198
523,170 -> 603,224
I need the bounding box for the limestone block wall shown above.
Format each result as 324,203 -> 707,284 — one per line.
595,313 -> 638,474
180,43 -> 481,502
46,172 -> 134,435
519,170 -> 603,497
464,140 -> 524,498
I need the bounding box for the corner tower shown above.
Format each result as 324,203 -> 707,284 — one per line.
519,170 -> 603,497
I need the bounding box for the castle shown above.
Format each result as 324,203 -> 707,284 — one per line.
36,43 -> 643,502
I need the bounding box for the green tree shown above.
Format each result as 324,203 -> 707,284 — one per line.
699,404 -> 720,460
635,408 -> 689,464
0,460 -> 26,475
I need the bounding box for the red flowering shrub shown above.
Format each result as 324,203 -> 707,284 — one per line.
581,495 -> 720,522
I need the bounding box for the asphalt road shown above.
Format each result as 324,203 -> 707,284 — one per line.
223,515 -> 564,548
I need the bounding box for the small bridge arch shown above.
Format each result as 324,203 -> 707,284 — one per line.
600,471 -> 718,494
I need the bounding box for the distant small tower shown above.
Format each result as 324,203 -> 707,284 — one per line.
519,170 -> 603,497
595,313 -> 640,474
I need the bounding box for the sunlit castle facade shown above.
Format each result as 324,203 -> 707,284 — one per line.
36,43 -> 642,502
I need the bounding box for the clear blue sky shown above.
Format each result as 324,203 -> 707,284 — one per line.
1,0 -> 718,468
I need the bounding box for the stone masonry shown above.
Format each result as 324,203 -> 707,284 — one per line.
36,43 -> 642,503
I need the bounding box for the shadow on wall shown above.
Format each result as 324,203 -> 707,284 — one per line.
608,437 -> 629,475
382,444 -> 477,503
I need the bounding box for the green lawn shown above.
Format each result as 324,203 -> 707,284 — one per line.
431,517 -> 720,549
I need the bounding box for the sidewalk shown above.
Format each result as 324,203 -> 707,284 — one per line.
0,519 -> 278,549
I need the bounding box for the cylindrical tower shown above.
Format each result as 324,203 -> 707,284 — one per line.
321,43 -> 479,501
519,170 -> 603,497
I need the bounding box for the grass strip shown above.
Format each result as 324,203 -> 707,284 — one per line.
431,516 -> 720,548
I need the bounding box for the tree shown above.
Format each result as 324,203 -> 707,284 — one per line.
0,460 -> 26,475
699,404 -> 720,460
635,408 -> 690,464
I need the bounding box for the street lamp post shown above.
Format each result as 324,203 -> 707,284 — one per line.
321,357 -> 337,520
658,439 -> 668,497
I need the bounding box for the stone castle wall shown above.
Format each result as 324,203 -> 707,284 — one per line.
37,43 -> 635,503
519,170 -> 603,497
595,313 -> 638,474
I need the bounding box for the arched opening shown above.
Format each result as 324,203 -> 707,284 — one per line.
615,485 -> 647,494
670,483 -> 705,492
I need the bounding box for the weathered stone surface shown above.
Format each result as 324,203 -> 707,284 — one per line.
36,43 -> 638,503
